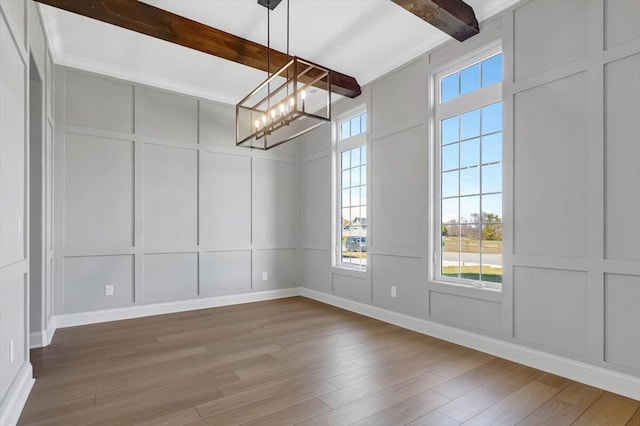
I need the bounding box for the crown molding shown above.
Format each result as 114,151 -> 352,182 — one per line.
37,4 -> 239,104
54,52 -> 239,104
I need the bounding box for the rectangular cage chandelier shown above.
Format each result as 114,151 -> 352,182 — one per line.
236,56 -> 332,150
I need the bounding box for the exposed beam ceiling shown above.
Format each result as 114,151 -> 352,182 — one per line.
391,0 -> 479,42
34,0 -> 362,98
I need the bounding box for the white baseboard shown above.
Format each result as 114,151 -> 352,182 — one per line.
29,318 -> 57,349
45,318 -> 56,346
0,362 -> 34,426
55,288 -> 301,329
300,288 -> 640,401
29,332 -> 45,349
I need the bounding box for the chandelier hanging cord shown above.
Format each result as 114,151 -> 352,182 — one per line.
267,4 -> 270,76
267,3 -> 271,112
286,0 -> 290,98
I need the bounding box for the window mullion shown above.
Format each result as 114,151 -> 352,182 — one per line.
457,114 -> 462,279
479,104 -> 484,283
437,83 -> 502,120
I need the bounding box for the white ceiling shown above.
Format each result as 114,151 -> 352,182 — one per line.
39,0 -> 518,104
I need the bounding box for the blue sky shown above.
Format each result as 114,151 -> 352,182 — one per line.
441,101 -> 503,224
440,52 -> 503,225
441,53 -> 503,102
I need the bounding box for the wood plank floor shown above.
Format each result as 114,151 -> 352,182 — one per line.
19,297 -> 640,426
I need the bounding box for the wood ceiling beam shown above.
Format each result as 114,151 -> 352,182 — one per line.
391,0 -> 479,42
35,0 -> 362,98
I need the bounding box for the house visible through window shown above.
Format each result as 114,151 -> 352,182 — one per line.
435,49 -> 503,289
337,111 -> 367,269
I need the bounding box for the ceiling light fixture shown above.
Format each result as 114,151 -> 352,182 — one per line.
236,0 -> 332,150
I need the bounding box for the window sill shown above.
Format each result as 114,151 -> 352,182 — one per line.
331,265 -> 367,279
428,279 -> 502,303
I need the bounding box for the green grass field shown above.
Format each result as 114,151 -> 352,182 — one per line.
442,265 -> 502,283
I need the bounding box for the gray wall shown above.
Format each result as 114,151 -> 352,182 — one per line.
0,0 -> 28,408
1,0 -> 52,417
29,65 -> 42,334
53,69 -> 301,315
28,0 -> 54,343
301,0 -> 640,378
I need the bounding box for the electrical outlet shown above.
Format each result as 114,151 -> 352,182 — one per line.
10,340 -> 14,364
262,272 -> 268,281
105,285 -> 114,296
391,286 -> 397,298
17,216 -> 22,236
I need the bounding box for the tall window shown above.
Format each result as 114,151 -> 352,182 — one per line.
435,48 -> 503,289
337,111 -> 367,269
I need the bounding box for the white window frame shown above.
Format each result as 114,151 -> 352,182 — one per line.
432,42 -> 503,291
333,106 -> 368,271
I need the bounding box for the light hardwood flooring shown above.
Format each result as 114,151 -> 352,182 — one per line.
19,297 -> 640,425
